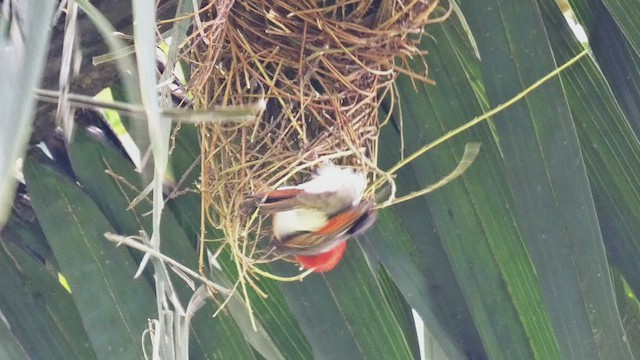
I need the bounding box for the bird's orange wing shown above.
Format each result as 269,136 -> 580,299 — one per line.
240,188 -> 304,214
243,188 -> 346,214
257,188 -> 306,212
282,202 -> 370,249
314,202 -> 370,235
262,188 -> 304,201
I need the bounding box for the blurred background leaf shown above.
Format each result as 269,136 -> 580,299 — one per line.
0,0 -> 56,226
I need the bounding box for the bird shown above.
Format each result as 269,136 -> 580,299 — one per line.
242,164 -> 377,272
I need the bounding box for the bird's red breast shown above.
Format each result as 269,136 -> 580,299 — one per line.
295,241 -> 347,273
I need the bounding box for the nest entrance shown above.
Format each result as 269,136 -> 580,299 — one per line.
185,0 -> 444,280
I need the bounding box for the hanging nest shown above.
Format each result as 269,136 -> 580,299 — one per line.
184,0 -> 447,280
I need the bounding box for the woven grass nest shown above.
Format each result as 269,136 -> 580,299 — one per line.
185,0 -> 447,282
